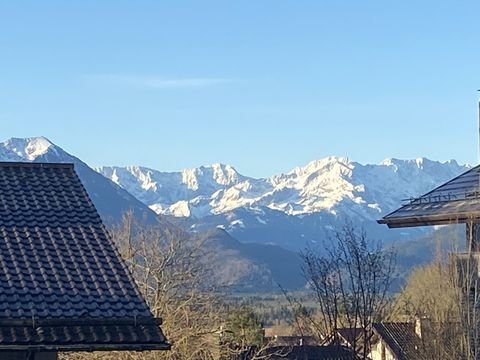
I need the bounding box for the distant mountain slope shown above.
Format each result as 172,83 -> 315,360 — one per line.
199,229 -> 304,291
392,223 -> 465,291
99,157 -> 468,249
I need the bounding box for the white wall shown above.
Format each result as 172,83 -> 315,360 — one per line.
369,341 -> 396,360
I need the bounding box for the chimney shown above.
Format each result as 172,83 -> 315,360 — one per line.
414,315 -> 429,339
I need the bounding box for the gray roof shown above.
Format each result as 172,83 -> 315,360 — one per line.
378,165 -> 480,228
255,345 -> 359,360
0,162 -> 169,351
373,323 -> 425,360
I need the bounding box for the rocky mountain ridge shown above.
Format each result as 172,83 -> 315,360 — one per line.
99,157 -> 467,218
98,156 -> 468,249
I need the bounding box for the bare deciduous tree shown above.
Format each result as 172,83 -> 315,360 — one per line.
298,222 -> 395,359
61,213 -> 225,360
451,252 -> 480,360
393,259 -> 463,359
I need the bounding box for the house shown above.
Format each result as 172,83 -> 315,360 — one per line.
322,327 -> 366,353
378,164 -> 480,359
230,344 -> 359,360
370,317 -> 461,360
224,329 -> 358,360
324,318 -> 443,360
369,321 -> 426,360
0,162 -> 170,359
265,335 -> 318,346
264,345 -> 359,359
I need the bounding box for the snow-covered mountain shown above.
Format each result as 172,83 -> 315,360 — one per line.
98,157 -> 469,249
98,163 -> 250,217
99,157 -> 467,220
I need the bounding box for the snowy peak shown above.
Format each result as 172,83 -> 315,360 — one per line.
380,157 -> 460,171
264,157 -> 361,215
292,156 -> 353,176
24,137 -> 54,159
0,137 -> 58,161
274,156 -> 355,187
97,162 -> 251,218
211,163 -> 242,185
181,163 -> 242,190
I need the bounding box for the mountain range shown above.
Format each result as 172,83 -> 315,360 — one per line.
0,136 -> 469,290
98,156 -> 468,250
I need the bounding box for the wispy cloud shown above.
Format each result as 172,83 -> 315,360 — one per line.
84,74 -> 233,89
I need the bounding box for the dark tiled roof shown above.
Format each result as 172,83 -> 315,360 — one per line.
373,323 -> 424,360
0,162 -> 169,351
378,165 -> 480,228
0,318 -> 166,352
263,345 -> 358,360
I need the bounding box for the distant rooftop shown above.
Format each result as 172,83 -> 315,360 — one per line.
378,165 -> 480,228
373,323 -> 426,360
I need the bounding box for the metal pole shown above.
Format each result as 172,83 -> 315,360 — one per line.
477,90 -> 480,166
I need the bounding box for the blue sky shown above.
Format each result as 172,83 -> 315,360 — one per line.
1,1 -> 479,177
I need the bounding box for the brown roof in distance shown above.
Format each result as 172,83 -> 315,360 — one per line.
0,162 -> 170,352
378,165 -> 480,228
335,327 -> 363,346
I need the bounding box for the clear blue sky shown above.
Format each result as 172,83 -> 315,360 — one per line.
1,1 -> 479,177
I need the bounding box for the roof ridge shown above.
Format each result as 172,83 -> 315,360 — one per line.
0,162 -> 74,168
